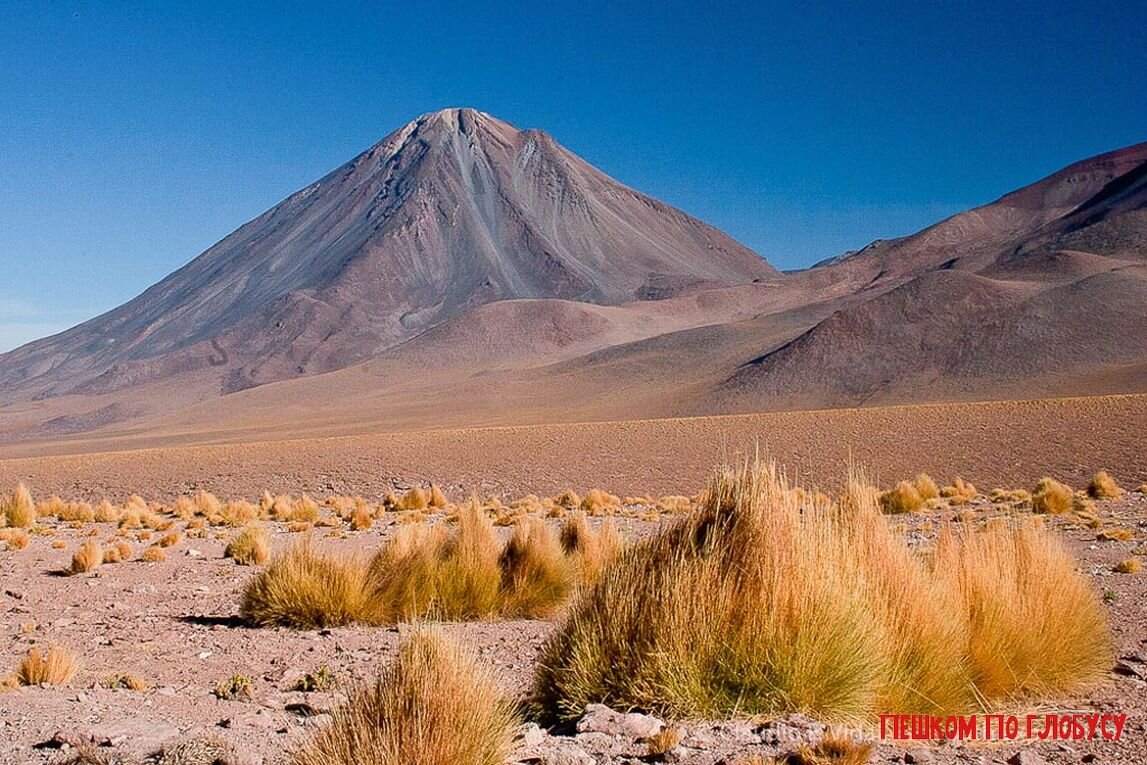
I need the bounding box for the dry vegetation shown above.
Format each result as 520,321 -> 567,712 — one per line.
14,646 -> 78,687
243,501 -> 623,627
532,460 -> 1112,723
292,630 -> 517,765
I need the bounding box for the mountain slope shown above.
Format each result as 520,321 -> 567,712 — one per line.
0,108 -> 776,401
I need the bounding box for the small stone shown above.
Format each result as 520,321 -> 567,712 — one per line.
1007,752 -> 1049,765
517,721 -> 547,748
904,750 -> 933,764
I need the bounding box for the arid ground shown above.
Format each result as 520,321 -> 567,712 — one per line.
1,394 -> 1146,764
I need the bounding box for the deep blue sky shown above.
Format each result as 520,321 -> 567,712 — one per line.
2,1 -> 1144,351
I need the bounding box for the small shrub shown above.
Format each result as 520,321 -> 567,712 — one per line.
429,484 -> 449,509
16,646 -> 78,686
645,726 -> 681,757
554,489 -> 581,509
292,495 -> 321,524
241,542 -> 368,628
67,541 -> 103,575
2,483 -> 36,528
878,481 -> 924,514
1114,558 -> 1141,574
1088,471 -> 1124,499
1032,478 -> 1073,514
214,674 -> 253,700
225,525 -> 271,565
291,630 -> 517,765
580,488 -> 620,516
294,665 -> 337,692
102,672 -> 148,691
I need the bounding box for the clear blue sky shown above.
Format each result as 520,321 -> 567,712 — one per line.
2,1 -> 1144,352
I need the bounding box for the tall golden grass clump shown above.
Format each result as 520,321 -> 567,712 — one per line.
16,646 -> 78,686
1032,478 -> 1073,514
533,460 -> 1111,724
559,512 -> 622,585
369,501 -> 502,621
2,483 -> 37,528
499,517 -> 573,617
580,489 -> 620,516
225,525 -> 271,565
2,529 -> 30,550
66,541 -> 104,575
292,630 -> 517,765
878,480 -> 924,514
241,542 -> 368,628
429,484 -> 449,509
934,521 -> 1111,699
1087,471 -> 1124,499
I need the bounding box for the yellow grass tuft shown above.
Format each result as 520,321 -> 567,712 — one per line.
559,512 -> 622,586
157,531 -> 182,548
934,521 -> 1112,701
878,480 -> 924,514
793,730 -> 875,765
1097,527 -> 1134,542
395,487 -> 428,512
534,459 -> 1111,724
554,489 -> 581,509
1087,470 -> 1124,499
913,473 -> 940,501
140,546 -> 166,563
580,488 -> 620,516
102,672 -> 149,691
66,541 -> 103,575
645,727 -> 681,757
346,502 -> 371,531
16,646 -> 78,686
241,542 -> 368,628
291,630 -> 517,765
499,517 -> 573,618
2,483 -> 37,528
225,525 -> 271,565
940,477 -> 978,504
2,529 -> 30,550
1114,558 -> 1141,574
429,483 -> 449,509
94,501 -> 120,523
1032,478 -> 1073,514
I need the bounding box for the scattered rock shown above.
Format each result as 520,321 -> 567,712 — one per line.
517,722 -> 547,748
575,703 -> 663,739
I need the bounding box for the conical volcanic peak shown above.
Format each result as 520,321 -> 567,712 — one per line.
0,108 -> 776,401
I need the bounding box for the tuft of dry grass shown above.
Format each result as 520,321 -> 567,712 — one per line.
645,727 -> 681,757
878,481 -> 924,514
553,489 -> 581,509
1032,478 -> 1073,514
2,483 -> 37,528
291,630 -> 517,765
1087,471 -> 1124,499
534,459 -> 1111,724
397,487 -> 429,512
241,542 -> 368,628
16,646 -> 78,686
214,674 -> 253,700
913,473 -> 940,501
1114,558 -> 1141,574
225,524 -> 271,565
940,477 -> 978,505
140,546 -> 167,563
559,512 -> 623,586
1097,527 -> 1134,542
157,531 -> 182,548
2,528 -> 30,550
66,541 -> 103,575
791,730 -> 875,765
429,484 -> 449,509
934,521 -> 1112,701
499,517 -> 573,618
580,488 -> 621,516
350,504 -> 373,531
